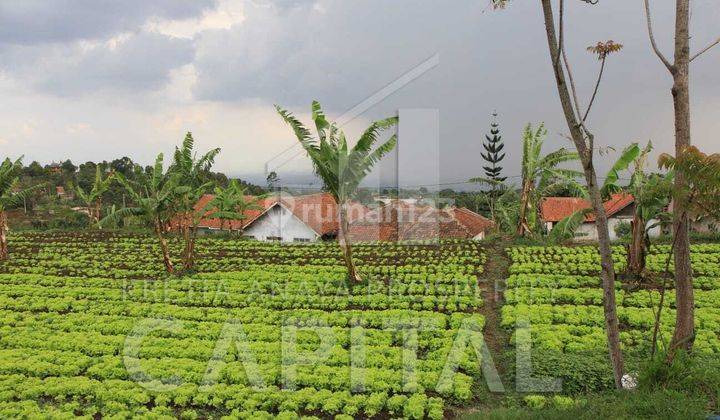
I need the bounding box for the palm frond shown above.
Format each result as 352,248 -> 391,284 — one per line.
311,100 -> 330,141
276,105 -> 318,155
548,208 -> 592,244
538,148 -> 580,168
152,154 -> 165,192
601,143 -> 640,199
100,206 -> 143,228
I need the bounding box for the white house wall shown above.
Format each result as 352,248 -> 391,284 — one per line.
568,217 -> 661,242
243,204 -> 319,243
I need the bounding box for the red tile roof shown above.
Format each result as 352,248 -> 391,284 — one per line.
540,193 -> 635,223
191,192 -> 367,236
190,194 -> 275,231
188,193 -> 494,241
347,202 -> 494,242
450,207 -> 495,237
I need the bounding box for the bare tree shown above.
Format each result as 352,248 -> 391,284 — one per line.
494,0 -> 626,389
541,0 -> 626,389
643,0 -> 720,355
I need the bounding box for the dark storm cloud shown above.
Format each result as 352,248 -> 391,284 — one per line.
0,0 -> 217,45
39,33 -> 195,95
0,32 -> 195,96
191,0 -> 720,185
192,0 -> 463,109
0,0 -> 717,186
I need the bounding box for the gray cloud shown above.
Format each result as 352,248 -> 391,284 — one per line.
42,33 -> 195,95
192,0 -> 457,109
0,0 -> 216,45
0,32 -> 195,96
0,0 -> 718,188
190,0 -> 720,186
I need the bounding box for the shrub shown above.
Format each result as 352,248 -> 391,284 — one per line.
523,395 -> 546,409
614,221 -> 631,240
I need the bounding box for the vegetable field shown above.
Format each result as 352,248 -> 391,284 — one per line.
503,244 -> 720,393
0,232 -> 488,419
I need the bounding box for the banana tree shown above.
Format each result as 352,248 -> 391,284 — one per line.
548,208 -> 592,244
492,187 -> 521,234
0,157 -> 43,260
207,180 -> 263,234
75,166 -> 114,228
170,132 -> 220,271
517,123 -> 583,236
276,101 -> 397,282
603,143 -> 673,277
101,154 -> 179,274
466,178 -> 505,232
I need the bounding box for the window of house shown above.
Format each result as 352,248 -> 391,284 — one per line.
266,236 -> 282,241
293,238 -> 311,243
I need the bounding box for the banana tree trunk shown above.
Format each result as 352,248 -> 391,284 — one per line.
0,211 -> 8,261
627,211 -> 647,278
155,219 -> 174,274
516,179 -> 533,236
93,199 -> 102,228
182,223 -> 198,272
339,202 -> 361,282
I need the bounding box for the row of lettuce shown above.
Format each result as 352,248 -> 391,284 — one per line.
2,232 -> 485,279
0,234 -> 489,419
502,244 -> 720,393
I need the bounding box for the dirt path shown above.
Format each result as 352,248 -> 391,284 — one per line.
452,240 -> 513,418
478,240 -> 511,376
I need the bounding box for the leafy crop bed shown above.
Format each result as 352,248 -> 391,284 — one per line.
0,232 -> 487,419
503,245 -> 720,393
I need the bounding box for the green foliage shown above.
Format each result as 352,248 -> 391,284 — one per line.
276,101 -> 397,205
101,153 -> 178,229
517,123 -> 583,235
601,143 -> 640,199
548,209 -> 592,244
206,180 -> 263,232
74,165 -> 114,227
523,395 -> 547,409
614,220 -> 631,239
504,242 -> 720,401
276,101 -> 398,280
170,131 -> 221,226
0,233 -> 493,417
481,112 -> 506,184
465,389 -> 708,420
660,145 -> 720,221
1,157 -> 44,213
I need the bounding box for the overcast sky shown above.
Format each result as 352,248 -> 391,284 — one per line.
1,0 -> 718,189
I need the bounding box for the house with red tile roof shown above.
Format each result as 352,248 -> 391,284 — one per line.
191,192 -> 494,243
347,200 -> 494,242
192,192 -> 367,242
540,193 -> 661,241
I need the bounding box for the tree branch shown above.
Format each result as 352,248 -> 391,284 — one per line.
583,56 -> 606,123
561,46 -> 593,147
690,35 -> 720,62
554,0 -> 565,69
643,0 -> 674,71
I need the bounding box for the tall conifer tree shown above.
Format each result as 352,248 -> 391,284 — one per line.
481,112 -> 507,185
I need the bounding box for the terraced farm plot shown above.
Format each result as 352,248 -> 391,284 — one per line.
0,232 -> 489,419
502,245 -> 720,393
